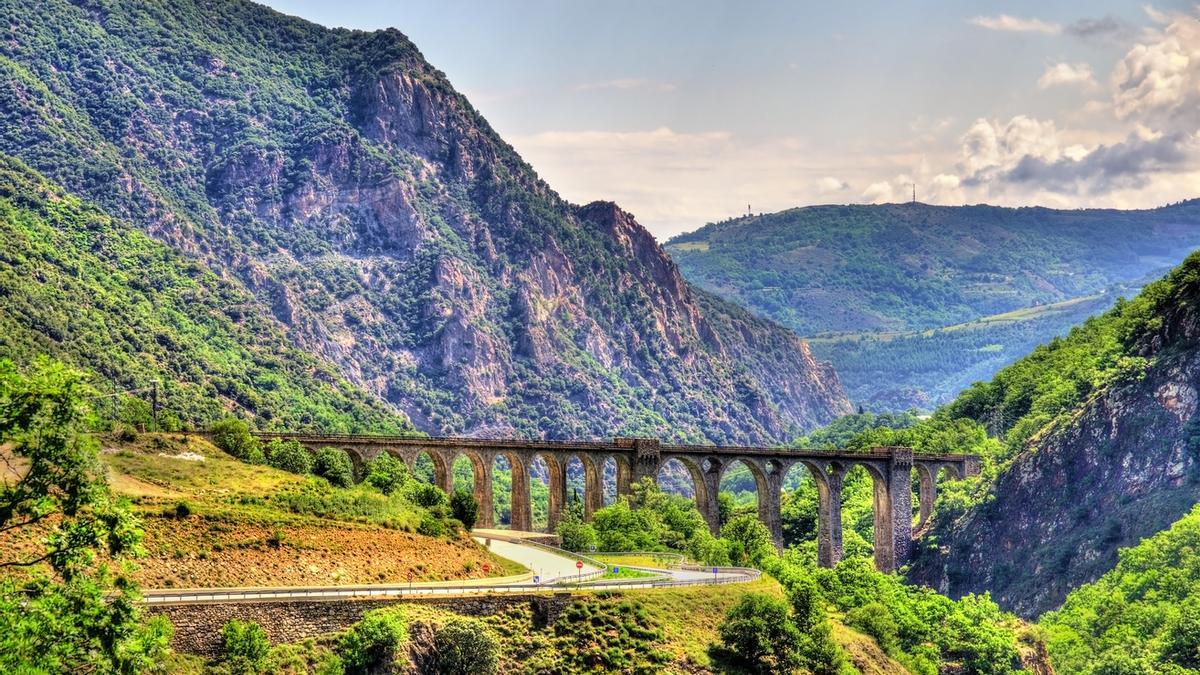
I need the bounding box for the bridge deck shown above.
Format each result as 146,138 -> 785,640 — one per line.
250,432 -> 968,463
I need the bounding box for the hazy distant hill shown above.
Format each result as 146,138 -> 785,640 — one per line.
0,0 -> 848,441
667,201 -> 1200,409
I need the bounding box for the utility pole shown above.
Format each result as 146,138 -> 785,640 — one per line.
912,183 -> 916,204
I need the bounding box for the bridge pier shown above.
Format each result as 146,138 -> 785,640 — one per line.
814,462 -> 846,567
544,454 -> 566,532
761,465 -> 784,549
582,454 -> 603,518
699,458 -> 722,535
474,456 -> 494,528
869,448 -> 913,573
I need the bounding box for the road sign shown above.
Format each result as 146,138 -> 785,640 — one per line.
533,575 -> 541,584
612,566 -> 619,574
576,560 -> 583,569
712,567 -> 719,575
482,563 -> 490,573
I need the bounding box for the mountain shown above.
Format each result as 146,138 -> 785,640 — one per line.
907,250 -> 1200,617
0,0 -> 849,442
0,155 -> 409,432
665,202 -> 1200,410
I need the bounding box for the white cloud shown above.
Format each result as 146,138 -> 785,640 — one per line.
968,15 -> 1061,34
816,176 -> 849,193
1038,62 -> 1097,89
573,78 -> 677,93
861,181 -> 895,203
1111,13 -> 1200,122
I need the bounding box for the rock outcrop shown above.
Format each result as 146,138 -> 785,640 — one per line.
908,264 -> 1200,617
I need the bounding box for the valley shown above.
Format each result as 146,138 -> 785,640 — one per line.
1,1 -> 1199,674
667,202 -> 1200,410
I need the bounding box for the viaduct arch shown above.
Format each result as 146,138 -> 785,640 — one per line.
254,434 -> 979,572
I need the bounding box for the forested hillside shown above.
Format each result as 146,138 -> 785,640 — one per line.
903,249 -> 1200,616
0,155 -> 408,432
667,202 -> 1200,409
1040,504 -> 1200,673
0,0 -> 848,443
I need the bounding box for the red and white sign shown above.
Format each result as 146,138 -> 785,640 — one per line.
576,560 -> 584,569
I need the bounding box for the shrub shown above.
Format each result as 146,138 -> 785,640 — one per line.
847,601 -> 900,653
712,593 -> 803,674
337,610 -> 406,674
365,453 -> 408,495
314,447 -> 355,488
220,619 -> 269,673
265,438 -> 313,475
404,481 -> 447,509
434,619 -> 499,675
450,488 -> 479,530
418,513 -> 446,537
209,418 -> 260,461
174,501 -> 192,519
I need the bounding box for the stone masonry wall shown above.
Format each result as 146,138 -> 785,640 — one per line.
148,593 -> 576,658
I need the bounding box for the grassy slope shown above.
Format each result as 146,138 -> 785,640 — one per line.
97,433 -> 521,587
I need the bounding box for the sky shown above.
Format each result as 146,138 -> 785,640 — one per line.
261,1 -> 1200,239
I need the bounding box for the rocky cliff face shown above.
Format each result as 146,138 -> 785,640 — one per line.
0,0 -> 849,441
908,274 -> 1200,617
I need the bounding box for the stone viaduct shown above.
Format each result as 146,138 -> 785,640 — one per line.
255,433 -> 979,573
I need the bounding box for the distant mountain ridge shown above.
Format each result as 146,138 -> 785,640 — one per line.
0,0 -> 849,441
667,201 -> 1200,409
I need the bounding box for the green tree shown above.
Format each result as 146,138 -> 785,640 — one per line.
0,358 -> 171,672
313,447 -> 355,488
434,619 -> 499,675
265,438 -> 313,475
556,499 -> 598,552
721,514 -> 775,566
209,417 -> 262,462
450,488 -> 479,530
712,593 -> 803,674
338,610 -> 406,674
365,453 -> 409,495
220,619 -> 270,674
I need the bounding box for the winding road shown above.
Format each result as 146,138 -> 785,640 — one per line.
139,531 -> 758,605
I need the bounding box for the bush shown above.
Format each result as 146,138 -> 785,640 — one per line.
418,513 -> 446,537
314,447 -> 355,488
265,438 -> 313,475
209,418 -> 261,462
220,619 -> 269,673
365,453 -> 408,495
556,500 -> 597,552
404,481 -> 447,509
450,488 -> 479,530
174,501 -> 192,519
847,602 -> 900,653
434,619 -> 498,675
712,593 -> 803,674
337,610 -> 406,674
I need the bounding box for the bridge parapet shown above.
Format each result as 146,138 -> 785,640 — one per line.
247,432 -> 977,572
